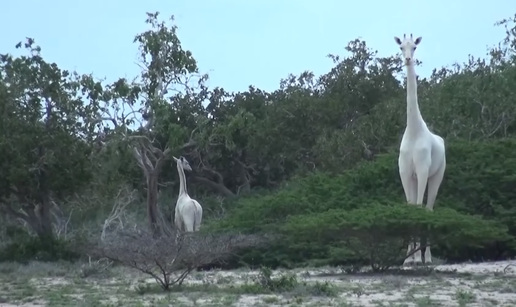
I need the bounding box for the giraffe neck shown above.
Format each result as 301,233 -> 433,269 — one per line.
177,163 -> 188,198
405,63 -> 424,132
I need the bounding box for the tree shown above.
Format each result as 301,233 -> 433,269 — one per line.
92,12 -> 208,236
0,39 -> 98,239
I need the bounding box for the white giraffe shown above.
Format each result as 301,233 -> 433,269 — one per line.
173,156 -> 203,232
395,34 -> 446,265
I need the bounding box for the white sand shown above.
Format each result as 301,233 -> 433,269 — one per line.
0,260 -> 515,306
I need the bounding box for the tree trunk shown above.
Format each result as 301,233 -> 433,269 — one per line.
17,203 -> 54,240
37,203 -> 54,240
235,160 -> 251,195
39,191 -> 54,237
35,168 -> 55,240
147,173 -> 161,238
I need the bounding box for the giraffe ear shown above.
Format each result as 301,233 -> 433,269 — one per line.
414,37 -> 422,45
173,156 -> 179,162
394,37 -> 402,45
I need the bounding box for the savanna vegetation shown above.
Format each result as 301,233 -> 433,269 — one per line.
1,11 -> 516,280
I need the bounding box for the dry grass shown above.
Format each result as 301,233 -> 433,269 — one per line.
0,260 -> 515,306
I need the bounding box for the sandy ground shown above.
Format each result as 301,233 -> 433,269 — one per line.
0,260 -> 515,306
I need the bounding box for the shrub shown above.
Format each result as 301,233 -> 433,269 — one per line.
211,138 -> 516,267
241,266 -> 338,297
0,226 -> 79,262
91,228 -> 261,290
254,266 -> 298,292
283,203 -> 511,271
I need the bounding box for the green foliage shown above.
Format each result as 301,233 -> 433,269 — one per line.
238,266 -> 338,297
213,138 -> 516,267
254,266 -> 298,292
0,41 -> 95,198
284,204 -> 509,271
216,154 -> 401,234
0,38 -> 100,239
0,226 -> 78,262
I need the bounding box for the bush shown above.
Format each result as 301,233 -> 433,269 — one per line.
241,266 -> 338,297
0,226 -> 79,262
283,203 -> 511,271
91,228 -> 262,290
211,138 -> 516,268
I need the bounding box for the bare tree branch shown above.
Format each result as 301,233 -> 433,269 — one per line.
193,176 -> 235,198
101,186 -> 138,242
91,227 -> 262,290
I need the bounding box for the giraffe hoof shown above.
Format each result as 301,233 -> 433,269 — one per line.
403,260 -> 414,266
403,260 -> 424,267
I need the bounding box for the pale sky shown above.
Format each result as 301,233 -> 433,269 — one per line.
2,0 -> 513,94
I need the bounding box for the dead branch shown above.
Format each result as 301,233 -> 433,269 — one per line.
79,255 -> 113,278
0,202 -> 29,222
101,186 -> 138,242
193,176 -> 235,198
503,264 -> 514,274
50,200 -> 73,240
182,158 -> 236,198
179,127 -> 198,151
206,196 -> 226,221
93,227 -> 262,290
201,165 -> 225,184
132,146 -> 154,177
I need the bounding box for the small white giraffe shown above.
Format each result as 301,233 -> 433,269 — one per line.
173,156 -> 203,232
395,34 -> 446,265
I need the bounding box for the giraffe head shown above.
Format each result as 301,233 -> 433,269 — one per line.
394,34 -> 422,65
173,156 -> 192,171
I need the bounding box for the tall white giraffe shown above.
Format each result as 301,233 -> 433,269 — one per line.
173,156 -> 203,232
395,34 -> 446,265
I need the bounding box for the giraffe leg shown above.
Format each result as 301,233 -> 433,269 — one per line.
402,175 -> 418,266
423,239 -> 432,264
413,161 -> 430,265
425,160 -> 445,212
424,161 -> 446,264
